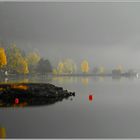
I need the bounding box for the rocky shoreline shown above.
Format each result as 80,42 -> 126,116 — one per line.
0,83 -> 75,107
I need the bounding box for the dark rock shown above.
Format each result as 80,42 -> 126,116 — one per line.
0,83 -> 75,107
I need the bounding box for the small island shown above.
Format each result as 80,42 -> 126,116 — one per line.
0,83 -> 75,107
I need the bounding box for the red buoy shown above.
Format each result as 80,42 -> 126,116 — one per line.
89,95 -> 93,101
15,98 -> 19,104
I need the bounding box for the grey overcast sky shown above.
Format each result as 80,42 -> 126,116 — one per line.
0,2 -> 140,70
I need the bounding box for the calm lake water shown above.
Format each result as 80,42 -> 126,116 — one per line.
1,75 -> 140,138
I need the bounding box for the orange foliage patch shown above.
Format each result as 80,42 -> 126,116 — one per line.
0,88 -> 4,91
13,102 -> 27,107
11,84 -> 28,90
20,102 -> 27,107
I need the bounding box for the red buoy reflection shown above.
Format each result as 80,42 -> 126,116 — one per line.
15,98 -> 19,104
89,95 -> 92,101
89,94 -> 94,102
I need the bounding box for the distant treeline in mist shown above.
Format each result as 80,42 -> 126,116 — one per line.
0,41 -> 132,76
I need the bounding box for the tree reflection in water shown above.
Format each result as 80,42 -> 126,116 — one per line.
0,126 -> 6,139
0,96 -> 72,108
81,77 -> 89,86
0,98 -> 72,107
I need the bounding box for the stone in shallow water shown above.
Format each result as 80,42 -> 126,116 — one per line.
0,83 -> 75,107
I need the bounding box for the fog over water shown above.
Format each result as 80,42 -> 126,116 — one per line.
0,2 -> 140,70
1,2 -> 140,138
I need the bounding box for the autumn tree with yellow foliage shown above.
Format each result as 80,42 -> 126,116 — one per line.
57,61 -> 64,74
116,65 -> 123,73
0,48 -> 7,68
63,59 -> 77,74
52,68 -> 58,75
81,60 -> 89,73
56,59 -> 77,75
16,58 -> 29,74
6,43 -> 29,74
98,66 -> 105,75
26,51 -> 40,73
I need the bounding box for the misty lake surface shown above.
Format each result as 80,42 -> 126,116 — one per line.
1,75 -> 140,138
